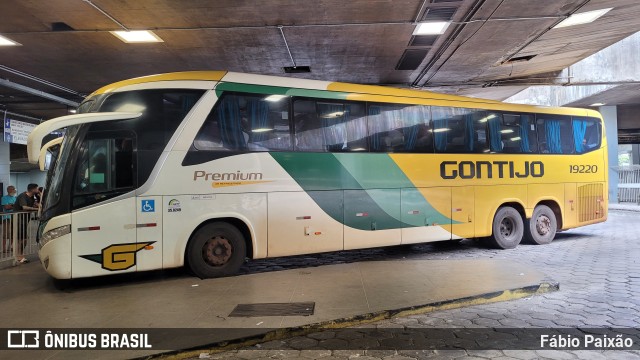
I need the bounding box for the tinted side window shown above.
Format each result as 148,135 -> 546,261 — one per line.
72,133 -> 135,209
573,117 -> 602,153
537,115 -> 574,154
193,92 -> 292,151
498,113 -> 537,154
96,89 -> 204,186
433,107 -> 488,153
294,98 -> 367,152
368,103 -> 432,153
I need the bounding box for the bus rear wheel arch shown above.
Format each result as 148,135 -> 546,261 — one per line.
486,206 -> 524,249
186,222 -> 247,279
524,204 -> 557,245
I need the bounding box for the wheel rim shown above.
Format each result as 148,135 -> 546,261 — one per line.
203,236 -> 233,266
536,215 -> 552,236
500,217 -> 514,238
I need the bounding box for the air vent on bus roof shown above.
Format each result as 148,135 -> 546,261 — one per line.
396,49 -> 429,70
422,7 -> 457,21
409,35 -> 438,47
283,66 -> 311,73
51,22 -> 75,31
504,54 -> 537,64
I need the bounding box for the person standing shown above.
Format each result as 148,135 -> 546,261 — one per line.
1,185 -> 17,253
14,183 -> 40,263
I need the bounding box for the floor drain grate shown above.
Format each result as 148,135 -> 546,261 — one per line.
229,302 -> 315,317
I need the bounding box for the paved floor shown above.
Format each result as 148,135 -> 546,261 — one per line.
0,242 -> 549,359
2,210 -> 640,359
186,210 -> 640,359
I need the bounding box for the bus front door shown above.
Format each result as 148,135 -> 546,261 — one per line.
136,196 -> 163,271
71,197 -> 138,278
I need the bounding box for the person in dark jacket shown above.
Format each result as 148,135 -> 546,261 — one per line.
14,183 -> 40,263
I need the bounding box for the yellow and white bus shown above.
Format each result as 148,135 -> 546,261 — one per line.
27,71 -> 607,279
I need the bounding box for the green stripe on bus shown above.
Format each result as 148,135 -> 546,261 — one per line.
334,154 -> 458,225
270,152 -> 408,230
215,82 -> 350,100
401,188 -> 454,227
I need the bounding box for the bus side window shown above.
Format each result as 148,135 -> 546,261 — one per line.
537,115 -> 574,154
433,107 -> 487,153
194,93 -> 292,151
573,117 -> 601,153
294,98 -> 367,152
368,103 -> 432,153
500,113 -> 536,154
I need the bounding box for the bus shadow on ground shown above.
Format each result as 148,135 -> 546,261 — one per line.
48,267 -> 191,292
48,233 -> 594,291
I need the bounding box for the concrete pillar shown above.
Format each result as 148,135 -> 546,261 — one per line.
600,106 -> 618,203
0,142 -> 10,195
632,144 -> 640,165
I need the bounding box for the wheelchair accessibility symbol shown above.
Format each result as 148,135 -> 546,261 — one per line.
141,200 -> 155,213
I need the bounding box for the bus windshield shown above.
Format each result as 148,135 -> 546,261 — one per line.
43,125 -> 80,213
41,89 -> 205,220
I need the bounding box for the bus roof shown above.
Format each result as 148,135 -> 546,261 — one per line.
89,70 -> 602,119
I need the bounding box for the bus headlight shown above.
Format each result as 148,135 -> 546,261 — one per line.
40,225 -> 71,247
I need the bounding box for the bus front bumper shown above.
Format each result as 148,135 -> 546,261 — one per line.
39,234 -> 72,279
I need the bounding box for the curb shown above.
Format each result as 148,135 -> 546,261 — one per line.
147,280 -> 559,359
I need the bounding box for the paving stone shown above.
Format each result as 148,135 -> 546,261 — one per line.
332,349 -> 365,357
501,350 -> 538,359
382,355 -> 417,360
317,338 -> 350,349
397,350 -> 438,359
235,350 -> 271,359
465,349 -> 505,358
569,350 -> 609,360
308,331 -> 337,340
199,212 -> 640,359
300,349 -> 333,358
602,351 -> 640,360
365,350 -> 398,358
535,349 -> 577,359
287,337 -> 320,350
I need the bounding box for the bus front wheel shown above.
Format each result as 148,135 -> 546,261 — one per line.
524,205 -> 557,245
187,222 -> 246,279
488,206 -> 523,249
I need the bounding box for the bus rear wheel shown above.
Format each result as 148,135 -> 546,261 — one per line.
488,206 -> 523,249
524,205 -> 557,245
187,222 -> 246,279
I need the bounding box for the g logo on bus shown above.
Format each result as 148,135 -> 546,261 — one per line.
80,242 -> 155,271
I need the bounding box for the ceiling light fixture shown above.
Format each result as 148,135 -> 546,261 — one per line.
589,102 -> 606,107
413,21 -> 451,35
265,95 -> 287,102
110,30 -> 163,43
0,35 -> 21,46
554,8 -> 613,29
478,114 -> 496,123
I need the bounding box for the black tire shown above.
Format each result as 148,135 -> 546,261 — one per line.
186,222 -> 247,279
487,207 -> 523,249
524,205 -> 557,245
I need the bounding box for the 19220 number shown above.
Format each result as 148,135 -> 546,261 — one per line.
569,165 -> 598,173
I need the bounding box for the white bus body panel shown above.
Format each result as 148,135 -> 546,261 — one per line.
267,191 -> 344,257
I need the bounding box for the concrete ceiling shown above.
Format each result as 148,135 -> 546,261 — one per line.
2,0 -> 640,121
